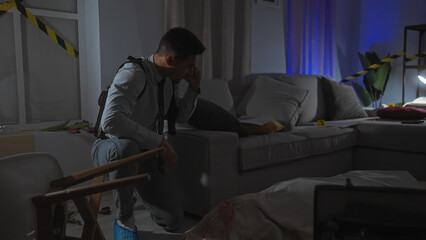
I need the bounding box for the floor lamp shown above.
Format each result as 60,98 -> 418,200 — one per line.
419,67 -> 426,85
402,24 -> 426,104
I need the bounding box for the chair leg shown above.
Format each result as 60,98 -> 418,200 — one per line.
36,203 -> 66,240
87,175 -> 106,240
73,175 -> 106,240
74,197 -> 105,240
88,175 -> 105,219
53,203 -> 66,240
36,204 -> 52,240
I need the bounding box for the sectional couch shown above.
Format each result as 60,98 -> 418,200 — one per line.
170,74 -> 426,217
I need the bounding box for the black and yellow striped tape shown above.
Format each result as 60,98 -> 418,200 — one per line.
343,51 -> 405,81
0,0 -> 78,58
342,51 -> 426,82
405,51 -> 426,61
0,0 -> 14,15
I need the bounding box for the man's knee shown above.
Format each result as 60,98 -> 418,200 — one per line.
97,139 -> 141,180
92,138 -> 140,165
117,139 -> 140,159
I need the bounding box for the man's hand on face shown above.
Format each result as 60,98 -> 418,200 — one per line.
185,66 -> 201,92
160,137 -> 177,168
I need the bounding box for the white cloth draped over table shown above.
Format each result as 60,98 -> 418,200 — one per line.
184,170 -> 424,240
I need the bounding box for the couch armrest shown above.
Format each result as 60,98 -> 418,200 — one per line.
169,129 -> 239,216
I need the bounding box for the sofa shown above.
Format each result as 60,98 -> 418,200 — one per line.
169,74 -> 426,217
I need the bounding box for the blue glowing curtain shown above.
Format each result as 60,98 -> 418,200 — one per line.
286,0 -> 335,78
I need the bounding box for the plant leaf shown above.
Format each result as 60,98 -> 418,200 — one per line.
41,120 -> 70,131
373,62 -> 390,92
367,52 -> 380,64
357,51 -> 392,105
381,61 -> 392,94
357,52 -> 371,69
365,69 -> 377,86
363,76 -> 380,102
353,82 -> 372,106
358,52 -> 376,89
65,121 -> 89,130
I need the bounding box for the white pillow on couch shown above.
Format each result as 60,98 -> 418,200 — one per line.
236,75 -> 309,129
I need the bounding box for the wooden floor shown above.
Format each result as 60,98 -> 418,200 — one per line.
66,191 -> 200,239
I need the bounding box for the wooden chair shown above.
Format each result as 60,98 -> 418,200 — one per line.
0,147 -> 163,240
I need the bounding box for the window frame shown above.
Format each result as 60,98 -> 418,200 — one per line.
4,0 -> 87,130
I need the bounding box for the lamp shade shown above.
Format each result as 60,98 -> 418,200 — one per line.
419,69 -> 426,85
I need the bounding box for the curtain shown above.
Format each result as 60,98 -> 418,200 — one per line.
164,0 -> 251,85
0,3 -> 80,125
286,0 -> 336,78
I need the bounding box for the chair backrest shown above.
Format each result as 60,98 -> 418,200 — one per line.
0,152 -> 63,240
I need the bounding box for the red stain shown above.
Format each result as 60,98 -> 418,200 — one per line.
197,199 -> 239,239
218,199 -> 237,239
196,199 -> 260,239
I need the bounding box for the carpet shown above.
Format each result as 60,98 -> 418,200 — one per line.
66,191 -> 200,239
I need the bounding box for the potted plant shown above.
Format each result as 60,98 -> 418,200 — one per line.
350,52 -> 392,108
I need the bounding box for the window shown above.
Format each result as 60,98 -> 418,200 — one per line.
0,0 -> 85,128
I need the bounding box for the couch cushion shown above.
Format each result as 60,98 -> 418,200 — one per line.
237,73 -> 285,103
321,77 -> 368,120
355,121 -> 426,154
277,75 -> 327,124
238,133 -> 309,171
290,126 -> 358,155
236,75 -> 309,129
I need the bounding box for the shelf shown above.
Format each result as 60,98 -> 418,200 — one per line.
402,24 -> 426,103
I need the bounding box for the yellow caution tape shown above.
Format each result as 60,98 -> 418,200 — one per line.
0,0 -> 78,58
342,51 -> 426,82
406,52 -> 426,61
0,0 -> 14,12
